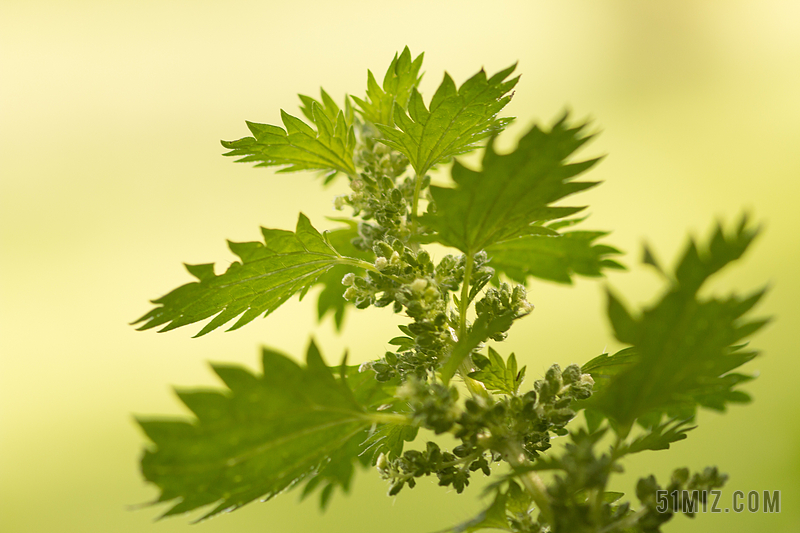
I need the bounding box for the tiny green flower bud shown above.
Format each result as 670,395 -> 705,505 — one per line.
376,452 -> 389,472
410,278 -> 428,293
342,273 -> 356,286
343,287 -> 357,300
375,256 -> 388,270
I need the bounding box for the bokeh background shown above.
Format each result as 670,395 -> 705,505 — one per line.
2,1 -> 798,531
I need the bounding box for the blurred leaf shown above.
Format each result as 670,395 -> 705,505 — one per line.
590,216 -> 769,432
221,93 -> 356,176
361,424 -> 419,464
377,64 -> 518,178
133,214 -> 363,336
486,230 -> 624,285
619,417 -> 696,456
138,342 -> 389,520
423,114 -> 601,254
451,487 -> 511,532
580,347 -> 638,395
352,46 -> 424,127
469,347 -> 526,395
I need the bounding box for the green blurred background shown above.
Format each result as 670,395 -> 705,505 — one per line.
2,1 -> 798,531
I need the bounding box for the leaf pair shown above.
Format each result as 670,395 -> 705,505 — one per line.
377,63 -> 518,178
133,214 -> 361,337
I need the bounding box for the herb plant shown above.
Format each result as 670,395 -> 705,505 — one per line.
133,48 -> 767,532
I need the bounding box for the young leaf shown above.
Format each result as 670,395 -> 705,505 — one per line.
221,95 -> 356,176
486,230 -> 624,285
137,342 -> 388,520
351,46 -> 424,127
590,216 -> 769,431
376,63 -> 518,178
133,214 -> 366,336
469,347 -> 526,395
423,114 -> 601,254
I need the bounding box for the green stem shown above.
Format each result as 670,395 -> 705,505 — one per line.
502,439 -> 554,525
458,252 -> 474,340
411,172 -> 423,221
363,412 -> 414,426
455,252 -> 487,397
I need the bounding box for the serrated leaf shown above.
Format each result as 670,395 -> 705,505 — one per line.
352,46 -> 424,127
299,360 -> 396,509
133,214 -> 363,336
468,347 -> 526,395
452,488 -> 512,533
580,347 -> 638,395
221,94 -> 356,176
620,417 -> 696,455
590,216 -> 769,432
138,342 -> 389,521
361,424 -> 419,464
423,114 -> 601,254
486,230 -> 625,285
376,63 -> 518,178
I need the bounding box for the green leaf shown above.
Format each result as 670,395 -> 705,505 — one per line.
469,347 -> 526,395
361,424 -> 419,463
452,488 -> 512,532
590,216 -> 769,431
619,417 -> 696,456
423,114 -> 601,254
221,93 -> 356,176
133,214 -> 363,336
486,230 -> 624,285
376,63 -> 518,178
351,46 -> 424,127
580,347 -> 638,395
137,342 -> 388,520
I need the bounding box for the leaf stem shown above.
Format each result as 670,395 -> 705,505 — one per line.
455,252 -> 488,397
363,412 -> 414,426
458,252 -> 474,340
411,171 -> 424,222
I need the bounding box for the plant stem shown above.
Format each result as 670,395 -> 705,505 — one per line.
411,171 -> 423,222
364,412 -> 414,426
455,252 -> 487,397
458,252 -> 474,340
502,439 -> 554,525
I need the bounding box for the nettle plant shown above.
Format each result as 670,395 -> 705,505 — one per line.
133,48 -> 768,532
